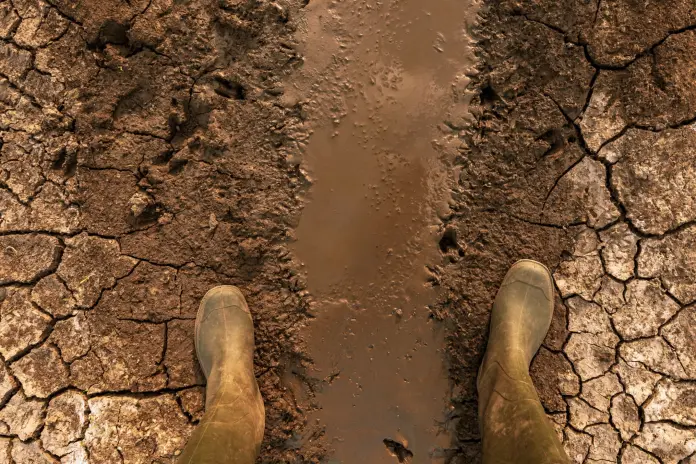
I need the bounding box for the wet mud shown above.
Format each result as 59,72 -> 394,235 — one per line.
289,0 -> 478,461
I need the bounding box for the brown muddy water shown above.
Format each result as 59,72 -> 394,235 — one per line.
289,0 -> 479,461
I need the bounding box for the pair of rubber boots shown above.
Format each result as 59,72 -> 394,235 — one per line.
177,260 -> 570,464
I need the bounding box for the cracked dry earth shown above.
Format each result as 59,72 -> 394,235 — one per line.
0,0 -> 315,462
439,0 -> 696,463
0,0 -> 696,463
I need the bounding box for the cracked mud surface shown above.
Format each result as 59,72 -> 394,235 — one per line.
437,0 -> 696,462
1,0 -> 696,463
0,0 -> 316,461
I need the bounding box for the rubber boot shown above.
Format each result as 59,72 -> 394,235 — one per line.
177,286 -> 265,464
477,260 -> 570,464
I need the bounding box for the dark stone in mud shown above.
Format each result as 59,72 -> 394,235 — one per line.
383,438 -> 413,463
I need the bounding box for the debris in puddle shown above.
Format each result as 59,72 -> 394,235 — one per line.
383,438 -> 414,463
292,0 -> 477,460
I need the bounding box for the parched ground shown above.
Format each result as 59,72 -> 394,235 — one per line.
0,0 -> 318,462
439,0 -> 696,462
1,0 -> 696,463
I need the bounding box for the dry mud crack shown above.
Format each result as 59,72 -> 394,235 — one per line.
439,1 -> 696,462
0,0 -> 695,462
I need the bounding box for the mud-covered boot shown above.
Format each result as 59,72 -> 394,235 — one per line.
177,286 -> 265,464
477,260 -> 570,464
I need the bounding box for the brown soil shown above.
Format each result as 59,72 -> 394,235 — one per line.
288,0 -> 477,461
2,0 -> 696,462
0,0 -> 317,461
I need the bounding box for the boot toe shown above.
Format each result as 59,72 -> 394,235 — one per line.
500,259 -> 553,302
198,285 -> 250,318
195,285 -> 254,378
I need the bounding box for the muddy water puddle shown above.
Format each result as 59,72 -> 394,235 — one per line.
289,0 -> 478,461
